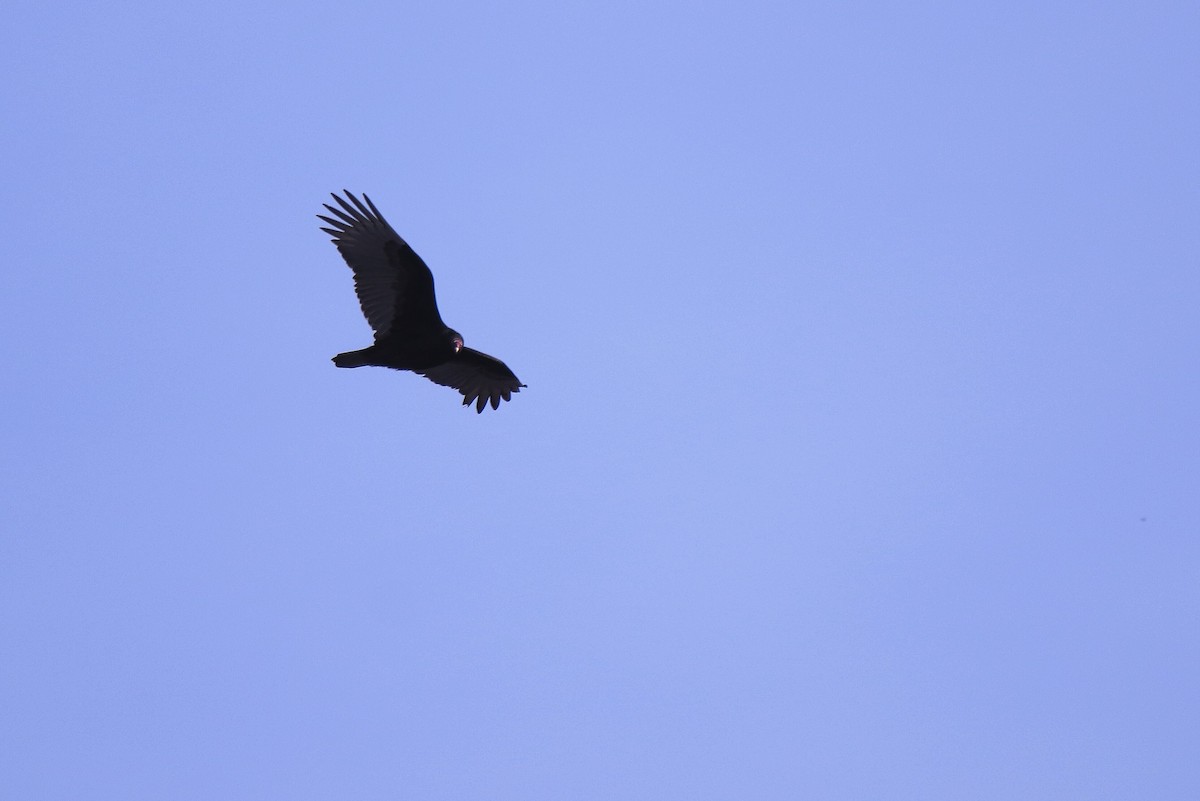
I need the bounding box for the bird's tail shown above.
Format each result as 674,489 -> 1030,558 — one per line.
332,348 -> 375,368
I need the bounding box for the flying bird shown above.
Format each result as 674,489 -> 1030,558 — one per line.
318,191 -> 525,412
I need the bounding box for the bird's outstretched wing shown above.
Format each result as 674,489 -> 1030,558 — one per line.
416,348 -> 526,412
317,191 -> 445,337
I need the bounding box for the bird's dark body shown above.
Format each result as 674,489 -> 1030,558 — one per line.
319,191 -> 525,412
332,335 -> 458,371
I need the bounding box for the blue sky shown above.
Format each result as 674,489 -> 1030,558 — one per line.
2,1 -> 1198,798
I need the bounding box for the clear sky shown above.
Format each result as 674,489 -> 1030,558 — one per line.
2,1 -> 1198,798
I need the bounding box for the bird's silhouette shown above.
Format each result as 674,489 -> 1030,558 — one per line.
318,191 -> 525,412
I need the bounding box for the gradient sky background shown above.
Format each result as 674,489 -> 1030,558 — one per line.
2,1 -> 1198,798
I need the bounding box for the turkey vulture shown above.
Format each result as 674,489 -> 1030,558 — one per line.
318,191 -> 525,412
